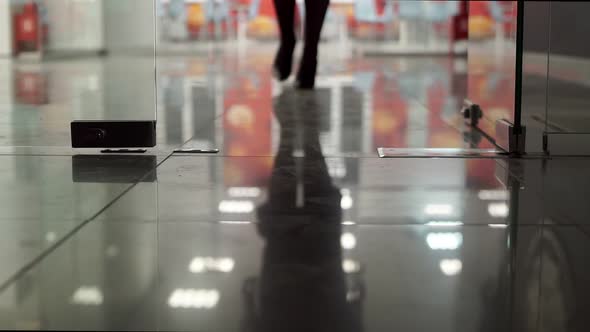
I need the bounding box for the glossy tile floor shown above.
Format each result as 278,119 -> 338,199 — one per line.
0,52 -> 590,331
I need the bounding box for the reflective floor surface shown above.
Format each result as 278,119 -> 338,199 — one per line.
0,52 -> 590,332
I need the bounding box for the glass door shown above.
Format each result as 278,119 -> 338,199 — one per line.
542,2 -> 590,155
154,0 -> 224,151
464,0 -> 524,153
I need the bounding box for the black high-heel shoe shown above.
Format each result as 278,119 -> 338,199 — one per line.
273,42 -> 295,81
295,57 -> 317,90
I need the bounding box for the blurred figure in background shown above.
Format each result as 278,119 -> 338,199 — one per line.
273,0 -> 330,89
165,0 -> 188,42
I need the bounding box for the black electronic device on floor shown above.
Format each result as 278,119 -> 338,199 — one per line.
70,120 -> 156,148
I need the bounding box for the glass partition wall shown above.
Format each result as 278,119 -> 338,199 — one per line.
542,2 -> 590,155
520,1 -> 590,156
2,0 -> 157,151
464,0 -> 590,156
3,0 -> 500,153
8,0 -> 568,155
464,0 -> 523,154
69,0 -> 158,148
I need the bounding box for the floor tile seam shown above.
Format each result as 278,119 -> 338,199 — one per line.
539,222 -> 590,228
168,154 -> 382,158
150,219 -> 541,227
0,152 -> 176,294
541,155 -> 590,159
0,151 -> 174,161
70,217 -> 585,227
11,150 -> 590,159
7,151 -> 589,160
0,153 -> 523,159
167,152 -> 522,159
0,152 -> 173,157
0,153 -> 87,157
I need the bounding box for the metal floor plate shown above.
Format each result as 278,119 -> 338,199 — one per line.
377,148 -> 507,158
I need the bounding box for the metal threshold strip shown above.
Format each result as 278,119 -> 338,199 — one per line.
377,148 -> 508,159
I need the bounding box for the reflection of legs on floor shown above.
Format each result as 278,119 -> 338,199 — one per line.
273,0 -> 296,81
258,92 -> 348,329
297,0 -> 330,89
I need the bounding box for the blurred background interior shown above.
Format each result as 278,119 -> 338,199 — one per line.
1,1 -> 588,152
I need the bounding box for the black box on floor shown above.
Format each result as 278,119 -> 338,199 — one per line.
72,155 -> 157,183
71,120 -> 156,148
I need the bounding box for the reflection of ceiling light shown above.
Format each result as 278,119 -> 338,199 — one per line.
219,220 -> 252,225
346,290 -> 361,302
189,258 -> 206,273
488,203 -> 509,218
342,259 -> 361,273
45,232 -> 57,243
88,75 -> 99,91
71,286 -> 103,306
426,232 -> 463,250
478,190 -> 509,201
227,187 -> 261,198
218,200 -> 254,214
168,289 -> 219,309
292,149 -> 305,158
341,196 -> 353,210
342,221 -> 356,226
426,221 -> 464,227
440,259 -> 463,276
425,204 -> 453,216
105,245 -> 119,258
189,257 -> 235,273
217,258 -> 234,273
341,232 -> 357,250
327,158 -> 347,178
488,223 -> 508,229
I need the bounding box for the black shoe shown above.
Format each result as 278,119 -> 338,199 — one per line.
295,78 -> 315,90
295,58 -> 317,90
273,42 -> 295,81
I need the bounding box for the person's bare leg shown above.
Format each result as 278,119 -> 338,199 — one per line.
297,0 -> 329,89
273,0 -> 296,81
